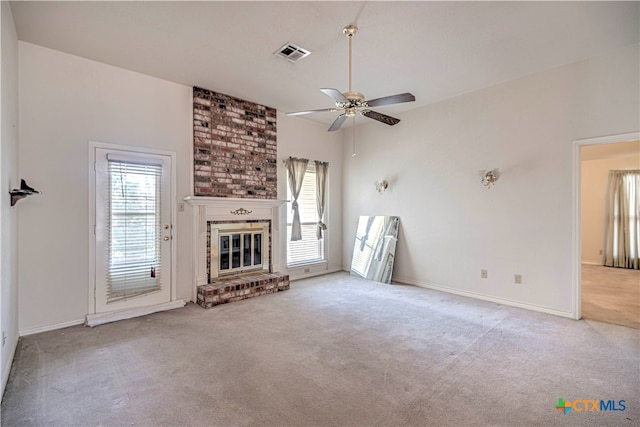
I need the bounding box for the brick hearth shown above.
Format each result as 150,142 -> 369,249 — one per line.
196,272 -> 289,309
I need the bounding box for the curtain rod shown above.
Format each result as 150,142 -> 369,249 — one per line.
282,157 -> 329,165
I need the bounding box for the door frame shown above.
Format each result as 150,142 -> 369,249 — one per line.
571,131 -> 639,320
88,141 -> 177,316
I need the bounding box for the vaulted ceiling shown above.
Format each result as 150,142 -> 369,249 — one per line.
10,1 -> 639,126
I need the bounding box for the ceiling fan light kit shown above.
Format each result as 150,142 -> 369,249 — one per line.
286,25 -> 415,132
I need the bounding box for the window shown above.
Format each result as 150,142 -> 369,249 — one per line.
286,162 -> 325,266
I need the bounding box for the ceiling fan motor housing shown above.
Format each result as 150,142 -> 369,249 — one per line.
337,91 -> 365,106
338,91 -> 366,117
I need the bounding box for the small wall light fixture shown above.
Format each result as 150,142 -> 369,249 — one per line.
479,169 -> 500,189
375,180 -> 389,194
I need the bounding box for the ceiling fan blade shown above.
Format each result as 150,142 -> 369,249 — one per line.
328,114 -> 347,132
365,92 -> 415,107
286,108 -> 339,116
320,88 -> 349,103
361,110 -> 401,126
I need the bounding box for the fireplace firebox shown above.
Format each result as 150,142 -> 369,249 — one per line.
210,221 -> 270,280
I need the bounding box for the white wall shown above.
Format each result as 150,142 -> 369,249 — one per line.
277,113 -> 343,279
16,42 -> 343,332
11,36 -> 639,330
1,1 -> 20,396
343,44 -> 640,316
18,43 -> 193,334
581,153 -> 640,264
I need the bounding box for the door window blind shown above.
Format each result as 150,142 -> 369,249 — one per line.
107,159 -> 162,302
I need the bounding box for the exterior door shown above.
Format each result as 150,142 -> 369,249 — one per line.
94,147 -> 172,313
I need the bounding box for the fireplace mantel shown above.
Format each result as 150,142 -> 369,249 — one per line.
184,196 -> 287,302
184,196 -> 286,215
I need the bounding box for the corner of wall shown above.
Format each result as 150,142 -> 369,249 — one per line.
1,0 -> 21,398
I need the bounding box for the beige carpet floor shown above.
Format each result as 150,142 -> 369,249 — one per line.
582,264 -> 640,329
2,272 -> 639,426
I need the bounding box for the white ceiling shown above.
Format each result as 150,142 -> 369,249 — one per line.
9,1 -> 640,128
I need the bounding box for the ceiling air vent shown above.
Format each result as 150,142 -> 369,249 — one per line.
274,42 -> 310,63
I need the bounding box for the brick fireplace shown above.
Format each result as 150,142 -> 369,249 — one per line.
184,196 -> 288,307
192,86 -> 277,198
187,87 -> 288,308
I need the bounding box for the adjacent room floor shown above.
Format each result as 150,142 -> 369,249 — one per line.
2,272 -> 638,426
582,264 -> 640,329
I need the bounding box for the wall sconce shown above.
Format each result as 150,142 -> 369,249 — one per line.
375,180 -> 388,194
479,169 -> 500,189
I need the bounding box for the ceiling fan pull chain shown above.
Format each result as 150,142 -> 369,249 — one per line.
352,116 -> 357,157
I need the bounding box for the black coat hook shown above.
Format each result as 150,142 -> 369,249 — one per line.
9,179 -> 42,206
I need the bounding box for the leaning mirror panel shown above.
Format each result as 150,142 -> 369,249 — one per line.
350,216 -> 399,283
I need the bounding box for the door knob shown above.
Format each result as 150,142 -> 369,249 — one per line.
163,236 -> 170,241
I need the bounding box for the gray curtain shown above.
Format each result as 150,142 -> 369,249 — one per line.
285,157 -> 308,241
603,170 -> 640,269
315,161 -> 329,239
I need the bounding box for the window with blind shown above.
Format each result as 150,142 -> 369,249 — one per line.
287,162 -> 325,266
107,159 -> 162,301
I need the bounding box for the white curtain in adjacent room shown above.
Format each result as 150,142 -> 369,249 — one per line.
604,169 -> 640,269
315,161 -> 329,239
284,157 -> 309,241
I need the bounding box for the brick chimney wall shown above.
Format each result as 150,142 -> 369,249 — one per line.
193,87 -> 277,199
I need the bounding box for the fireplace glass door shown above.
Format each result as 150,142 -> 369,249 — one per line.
219,231 -> 263,275
210,221 -> 269,280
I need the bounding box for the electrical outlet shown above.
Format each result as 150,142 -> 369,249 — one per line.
599,249 -> 603,255
481,269 -> 488,279
515,274 -> 522,284
178,202 -> 185,212
304,268 -> 310,273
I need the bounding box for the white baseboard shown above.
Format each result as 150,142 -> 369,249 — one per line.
86,299 -> 186,327
288,267 -> 344,282
19,318 -> 85,337
392,276 -> 574,319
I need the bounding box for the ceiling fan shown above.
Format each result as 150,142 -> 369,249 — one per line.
286,25 -> 416,132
